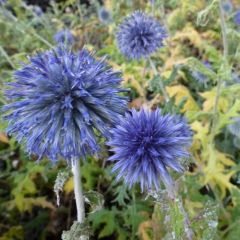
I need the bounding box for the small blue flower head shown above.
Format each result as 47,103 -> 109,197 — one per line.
32,5 -> 43,17
116,11 -> 167,60
234,10 -> 240,25
98,7 -> 112,24
3,46 -> 128,163
222,1 -> 233,12
107,108 -> 192,191
0,0 -> 6,6
54,29 -> 75,45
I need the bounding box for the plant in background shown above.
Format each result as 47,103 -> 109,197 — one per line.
116,11 -> 167,60
234,10 -> 240,25
222,1 -> 233,12
54,29 -> 75,45
98,7 -> 112,24
3,44 -> 128,238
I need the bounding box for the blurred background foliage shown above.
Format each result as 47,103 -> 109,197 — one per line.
1,0 -> 240,239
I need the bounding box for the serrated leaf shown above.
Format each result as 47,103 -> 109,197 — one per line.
166,85 -> 199,112
200,88 -> 229,112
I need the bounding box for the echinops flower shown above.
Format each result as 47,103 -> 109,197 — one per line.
32,5 -> 43,17
0,0 -> 6,5
234,10 -> 240,25
98,8 -> 112,24
108,108 -> 192,191
54,29 -> 75,45
3,46 -> 128,163
116,11 -> 167,60
222,1 -> 233,12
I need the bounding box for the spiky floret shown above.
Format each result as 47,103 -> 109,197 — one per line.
108,108 -> 192,191
3,46 -> 128,163
116,11 -> 167,60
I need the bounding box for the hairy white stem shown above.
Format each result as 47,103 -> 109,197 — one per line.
169,185 -> 193,240
72,160 -> 85,223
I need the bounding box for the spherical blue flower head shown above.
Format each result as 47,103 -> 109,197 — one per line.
116,11 -> 167,60
54,30 -> 75,45
234,10 -> 240,25
222,1 -> 233,12
3,46 -> 128,163
98,8 -> 112,24
0,0 -> 6,5
107,108 -> 192,191
32,6 -> 43,17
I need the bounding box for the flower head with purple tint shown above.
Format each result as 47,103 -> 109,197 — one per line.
32,5 -> 43,16
3,46 -> 128,163
98,8 -> 112,24
234,10 -> 240,25
54,29 -> 74,45
116,11 -> 167,60
107,108 -> 192,191
222,1 -> 233,12
0,0 -> 6,5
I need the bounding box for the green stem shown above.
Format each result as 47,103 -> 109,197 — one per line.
72,160 -> 85,224
31,31 -> 54,49
170,187 -> 193,240
0,46 -> 16,69
210,0 -> 228,142
149,58 -> 170,102
131,191 -> 136,240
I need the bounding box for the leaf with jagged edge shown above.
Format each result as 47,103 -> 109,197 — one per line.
166,85 -> 199,112
61,221 -> 90,240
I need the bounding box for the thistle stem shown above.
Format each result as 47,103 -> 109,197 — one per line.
169,186 -> 193,240
149,58 -> 170,102
210,0 -> 228,141
0,45 -> 16,69
72,160 -> 85,223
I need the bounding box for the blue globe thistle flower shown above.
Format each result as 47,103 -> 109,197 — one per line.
116,11 -> 167,60
0,0 -> 6,5
234,10 -> 240,25
107,108 -> 192,191
3,46 -> 128,163
222,1 -> 233,12
54,29 -> 75,45
32,5 -> 43,17
98,7 -> 112,24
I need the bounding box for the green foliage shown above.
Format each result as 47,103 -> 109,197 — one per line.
62,221 -> 90,240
